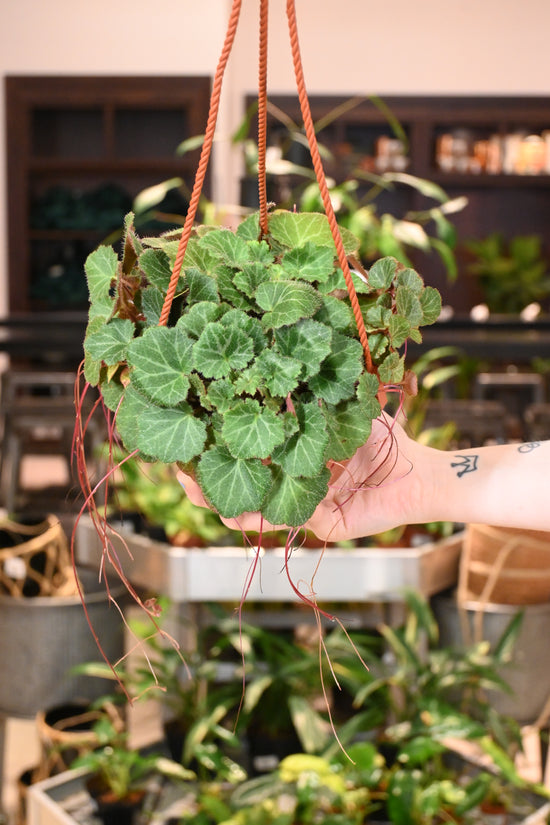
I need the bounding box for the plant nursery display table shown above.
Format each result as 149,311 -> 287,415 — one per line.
76,515 -> 462,629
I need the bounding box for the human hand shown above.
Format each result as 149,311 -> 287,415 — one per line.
177,413 -> 422,543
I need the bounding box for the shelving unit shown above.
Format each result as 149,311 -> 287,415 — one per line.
5,76 -> 211,313
249,95 -> 550,312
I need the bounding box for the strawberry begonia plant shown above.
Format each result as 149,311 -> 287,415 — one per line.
83,209 -> 441,528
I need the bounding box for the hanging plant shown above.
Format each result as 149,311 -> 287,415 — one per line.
82,208 -> 441,528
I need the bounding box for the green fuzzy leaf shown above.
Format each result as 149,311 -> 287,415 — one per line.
280,242 -> 335,283
99,377 -> 124,413
378,351 -> 405,384
308,331 -> 364,404
199,229 -> 251,268
324,400 -> 375,462
139,248 -> 174,291
197,446 -> 271,518
357,373 -> 383,418
128,326 -> 193,406
186,268 -> 219,304
232,364 -> 263,397
180,237 -> 219,274
268,211 -> 359,256
177,301 -> 226,339
255,349 -> 302,397
235,213 -> 260,240
115,386 -> 151,452
274,319 -> 332,380
367,257 -> 397,290
85,245 -> 117,319
322,267 -> 372,295
395,284 -> 424,327
207,379 -> 236,413
314,295 -> 354,331
397,266 -> 424,294
216,265 -> 255,310
85,318 -> 135,366
262,465 -> 331,527
271,402 -> 329,478
256,280 -> 322,329
136,403 -> 207,464
220,309 -> 267,355
222,399 -> 286,459
420,286 -> 443,324
141,286 -> 164,326
389,314 -> 412,348
192,322 -> 255,378
245,239 -> 274,264
233,262 -> 271,295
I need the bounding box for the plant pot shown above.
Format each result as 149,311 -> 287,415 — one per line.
86,776 -> 146,825
432,592 -> 550,725
458,523 -> 550,605
0,566 -> 126,718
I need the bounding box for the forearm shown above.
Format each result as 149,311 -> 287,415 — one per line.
419,439 -> 550,531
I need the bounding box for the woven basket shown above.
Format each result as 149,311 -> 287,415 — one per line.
458,523 -> 550,606
0,515 -> 77,597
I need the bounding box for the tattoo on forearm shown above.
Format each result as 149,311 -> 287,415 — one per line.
451,454 -> 479,478
518,441 -> 541,453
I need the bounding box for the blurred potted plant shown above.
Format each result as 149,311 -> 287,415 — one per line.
71,717 -> 193,825
465,232 -> 550,314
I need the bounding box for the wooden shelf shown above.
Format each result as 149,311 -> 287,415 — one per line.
6,75 -> 211,315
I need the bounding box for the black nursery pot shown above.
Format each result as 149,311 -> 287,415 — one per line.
86,776 -> 146,825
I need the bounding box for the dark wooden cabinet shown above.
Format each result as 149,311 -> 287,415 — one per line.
248,95 -> 550,312
6,76 -> 211,313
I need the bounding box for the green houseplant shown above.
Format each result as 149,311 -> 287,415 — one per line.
465,232 -> 550,314
82,209 -> 441,531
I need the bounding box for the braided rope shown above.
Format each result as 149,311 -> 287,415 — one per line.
159,0 -> 243,326
285,0 -> 373,373
257,0 -> 269,237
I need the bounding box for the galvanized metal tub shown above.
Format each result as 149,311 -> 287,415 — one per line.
0,567 -> 125,718
432,593 -> 550,725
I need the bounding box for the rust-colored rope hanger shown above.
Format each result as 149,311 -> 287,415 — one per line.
159,0 -> 374,375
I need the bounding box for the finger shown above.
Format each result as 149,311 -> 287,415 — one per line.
176,471 -> 209,508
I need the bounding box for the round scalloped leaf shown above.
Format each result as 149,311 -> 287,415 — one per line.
274,319 -> 332,380
128,326 -> 193,407
420,286 -> 443,325
395,284 -> 423,327
115,385 -> 151,452
186,268 -> 219,305
138,248 -> 173,291
176,301 -> 226,340
307,331 -> 364,404
255,349 -> 302,397
388,314 -> 412,349
271,402 -> 329,478
268,211 -> 359,256
357,373 -> 382,418
324,400 -> 375,462
198,229 -> 251,268
197,446 -> 271,518
367,257 -> 398,290
222,398 -> 286,460
136,403 -> 207,464
280,242 -> 335,283
256,280 -> 322,329
85,245 -> 117,320
141,286 -> 164,326
262,465 -> 331,527
192,321 -> 255,379
85,318 -> 135,366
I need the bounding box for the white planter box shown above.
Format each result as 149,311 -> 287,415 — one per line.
26,762 -> 550,825
76,515 -> 462,604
